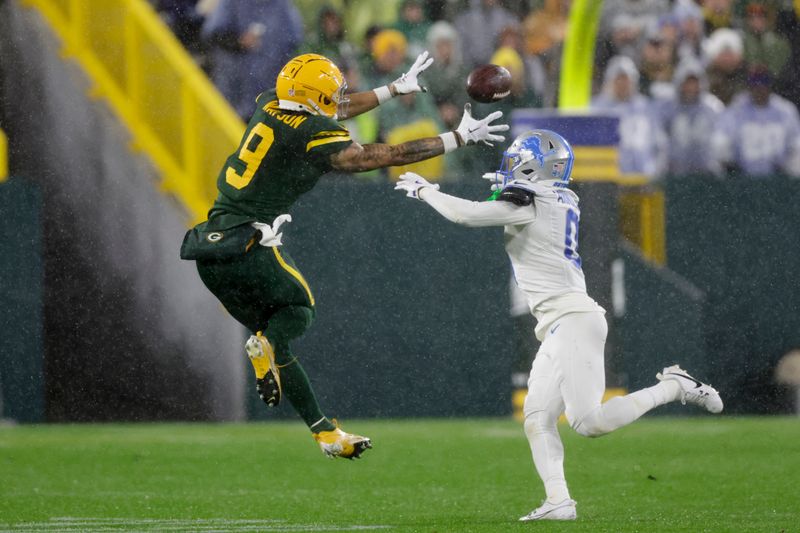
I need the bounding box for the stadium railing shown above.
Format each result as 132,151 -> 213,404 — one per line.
0,128 -> 7,182
22,0 -> 245,224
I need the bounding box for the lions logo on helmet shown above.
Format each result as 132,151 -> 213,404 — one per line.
495,129 -> 575,189
276,53 -> 349,119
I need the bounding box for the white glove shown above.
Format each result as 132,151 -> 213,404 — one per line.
482,171 -> 504,191
394,172 -> 440,200
455,103 -> 509,146
392,50 -> 434,94
251,214 -> 292,247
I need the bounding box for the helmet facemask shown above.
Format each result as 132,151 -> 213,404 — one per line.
334,80 -> 350,120
301,78 -> 349,119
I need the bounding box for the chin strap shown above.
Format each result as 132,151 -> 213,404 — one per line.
277,99 -> 335,119
305,98 -> 337,119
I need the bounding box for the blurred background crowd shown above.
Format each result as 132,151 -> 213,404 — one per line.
149,0 -> 800,182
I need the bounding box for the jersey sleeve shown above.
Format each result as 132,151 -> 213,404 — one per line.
304,118 -> 353,160
419,188 -> 537,227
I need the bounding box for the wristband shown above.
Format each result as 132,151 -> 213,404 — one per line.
374,85 -> 392,104
439,132 -> 459,154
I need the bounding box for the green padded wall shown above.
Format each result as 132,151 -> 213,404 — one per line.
0,177 -> 44,422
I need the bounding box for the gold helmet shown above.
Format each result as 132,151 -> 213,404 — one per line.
275,53 -> 349,119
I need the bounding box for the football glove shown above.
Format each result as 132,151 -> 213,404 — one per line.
482,171 -> 504,191
392,50 -> 434,94
394,172 -> 439,200
455,103 -> 509,146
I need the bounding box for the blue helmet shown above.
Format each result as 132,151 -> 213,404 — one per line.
495,129 -> 574,188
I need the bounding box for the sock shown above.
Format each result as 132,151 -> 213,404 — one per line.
524,414 -> 571,504
575,380 -> 682,436
273,342 -> 335,433
263,306 -> 336,433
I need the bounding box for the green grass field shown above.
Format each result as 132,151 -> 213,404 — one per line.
1,417 -> 797,532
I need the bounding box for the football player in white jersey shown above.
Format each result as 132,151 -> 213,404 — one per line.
394,129 -> 724,521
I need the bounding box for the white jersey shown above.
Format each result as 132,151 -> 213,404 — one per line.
419,182 -> 604,340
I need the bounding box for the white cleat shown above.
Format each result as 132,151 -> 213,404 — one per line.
519,499 -> 577,521
657,364 -> 723,414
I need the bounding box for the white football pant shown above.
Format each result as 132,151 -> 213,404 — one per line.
523,311 -> 680,503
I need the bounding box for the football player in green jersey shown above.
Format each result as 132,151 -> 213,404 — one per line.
181,51 -> 508,459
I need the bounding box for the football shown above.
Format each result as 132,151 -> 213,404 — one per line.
466,64 -> 512,103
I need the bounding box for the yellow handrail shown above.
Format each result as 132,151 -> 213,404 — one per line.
0,128 -> 8,182
22,0 -> 245,224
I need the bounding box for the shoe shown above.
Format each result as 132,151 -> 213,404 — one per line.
313,420 -> 372,459
657,364 -> 723,414
245,333 -> 281,407
519,499 -> 577,521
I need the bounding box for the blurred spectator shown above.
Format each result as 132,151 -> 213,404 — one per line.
703,0 -> 736,34
711,66 -> 800,177
343,0 -> 403,49
608,13 -> 645,60
592,56 -> 667,179
489,25 -> 543,109
594,13 -> 646,89
703,27 -> 747,105
454,0 -> 519,68
291,0 -> 345,34
424,21 -> 475,180
742,2 -> 791,78
656,59 -> 724,175
595,1 -> 671,91
392,0 -> 431,59
425,21 -> 470,125
673,0 -> 706,62
156,0 -> 204,54
201,0 -> 303,119
380,93 -> 445,181
356,25 -> 391,80
522,0 -> 569,57
358,28 -> 444,181
195,0 -> 220,18
599,0 -> 670,39
655,11 -> 681,45
338,61 -> 382,180
301,5 -> 357,68
361,29 -> 408,89
639,23 -> 677,99
521,0 -> 568,107
773,1 -> 800,107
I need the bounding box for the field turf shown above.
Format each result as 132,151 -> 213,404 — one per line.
0,417 -> 797,532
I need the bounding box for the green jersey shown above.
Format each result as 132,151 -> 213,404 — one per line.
205,89 -> 352,230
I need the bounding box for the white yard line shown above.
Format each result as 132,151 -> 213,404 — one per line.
0,517 -> 392,532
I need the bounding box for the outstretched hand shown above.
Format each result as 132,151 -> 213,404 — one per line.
392,50 -> 434,95
482,172 -> 504,191
394,171 -> 440,200
455,103 -> 509,146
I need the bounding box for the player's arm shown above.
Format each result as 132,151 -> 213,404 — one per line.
339,51 -> 433,119
330,138 -> 445,172
330,104 -> 508,172
395,172 -> 536,227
